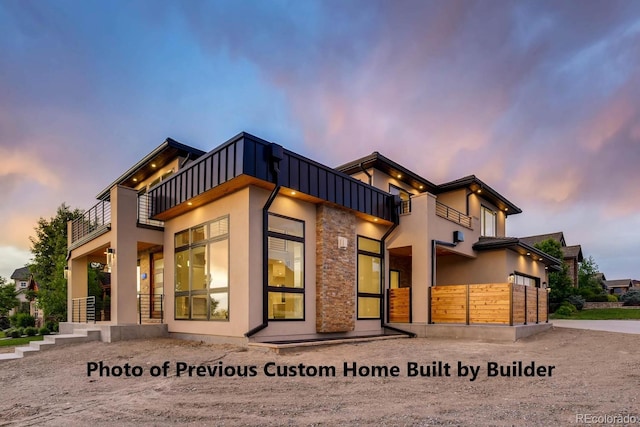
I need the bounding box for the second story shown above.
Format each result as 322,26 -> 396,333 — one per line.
337,152 -> 522,256
69,138 -> 206,250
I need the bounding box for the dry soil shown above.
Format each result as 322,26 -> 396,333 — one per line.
1,326 -> 639,426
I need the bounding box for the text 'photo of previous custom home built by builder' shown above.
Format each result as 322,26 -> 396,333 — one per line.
64,132 -> 561,344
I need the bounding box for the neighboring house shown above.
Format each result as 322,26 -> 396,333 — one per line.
604,279 -> 634,296
9,266 -> 42,322
520,232 -> 584,287
66,133 -> 560,343
10,267 -> 31,305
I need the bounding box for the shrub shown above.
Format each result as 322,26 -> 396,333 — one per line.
585,294 -> 608,302
621,289 -> 640,306
566,295 -> 585,311
24,326 -> 37,336
0,316 -> 10,330
555,305 -> 574,316
10,313 -> 36,328
9,329 -> 21,338
15,327 -> 24,337
38,327 -> 51,335
559,301 -> 577,314
607,294 -> 619,302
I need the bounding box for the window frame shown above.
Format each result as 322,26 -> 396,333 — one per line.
174,215 -> 230,321
267,213 -> 305,321
480,205 -> 497,237
357,235 -> 383,320
513,272 -> 540,288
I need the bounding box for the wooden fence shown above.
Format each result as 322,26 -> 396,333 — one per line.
430,283 -> 548,325
388,288 -> 411,323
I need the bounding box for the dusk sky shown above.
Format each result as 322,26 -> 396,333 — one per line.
1,1 -> 639,282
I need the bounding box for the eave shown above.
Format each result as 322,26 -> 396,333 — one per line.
437,175 -> 522,215
96,138 -> 206,201
473,237 -> 562,270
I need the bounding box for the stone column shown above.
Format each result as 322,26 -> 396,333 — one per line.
315,204 -> 356,333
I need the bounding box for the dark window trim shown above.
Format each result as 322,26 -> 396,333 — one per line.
174,215 -> 230,321
357,235 -> 383,320
513,271 -> 541,288
267,213 -> 305,321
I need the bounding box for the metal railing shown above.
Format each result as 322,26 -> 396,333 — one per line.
435,201 -> 472,228
137,193 -> 164,228
400,199 -> 411,214
71,296 -> 96,323
71,201 -> 111,245
137,294 -> 164,324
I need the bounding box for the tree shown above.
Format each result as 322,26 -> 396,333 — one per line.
29,204 -> 83,322
534,238 -> 575,303
0,277 -> 19,316
578,256 -> 605,299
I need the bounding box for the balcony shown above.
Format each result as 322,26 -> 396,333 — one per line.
70,194 -> 164,249
435,201 -> 472,228
70,200 -> 111,248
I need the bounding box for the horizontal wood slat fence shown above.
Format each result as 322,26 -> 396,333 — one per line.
430,283 -> 548,325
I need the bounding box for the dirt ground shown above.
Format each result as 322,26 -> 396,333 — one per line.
1,327 -> 639,426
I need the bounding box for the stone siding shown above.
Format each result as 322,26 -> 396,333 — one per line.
315,204 -> 356,333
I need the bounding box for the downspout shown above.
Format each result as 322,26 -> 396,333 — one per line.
381,196 -> 416,338
245,143 -> 283,338
359,162 -> 372,185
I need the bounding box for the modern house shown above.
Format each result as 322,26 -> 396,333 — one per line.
520,232 -> 584,287
65,132 -> 559,344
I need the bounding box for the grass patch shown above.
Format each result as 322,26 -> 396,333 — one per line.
0,331 -> 4,338
551,308 -> 640,320
0,335 -> 44,347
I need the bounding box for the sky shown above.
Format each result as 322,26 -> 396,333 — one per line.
1,0 -> 639,282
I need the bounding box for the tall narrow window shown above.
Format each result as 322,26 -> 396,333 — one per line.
174,216 -> 229,321
480,206 -> 497,237
358,236 -> 382,319
267,214 -> 305,320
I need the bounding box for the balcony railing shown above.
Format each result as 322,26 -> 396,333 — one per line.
138,193 -> 164,228
71,296 -> 96,323
138,294 -> 164,324
70,200 -> 111,246
435,201 -> 472,228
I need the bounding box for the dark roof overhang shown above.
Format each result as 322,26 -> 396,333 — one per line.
473,237 -> 562,270
96,138 -> 206,201
437,175 -> 522,215
336,152 -> 438,194
148,133 -> 398,224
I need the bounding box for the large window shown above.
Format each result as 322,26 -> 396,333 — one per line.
175,216 -> 229,321
267,214 -> 305,320
358,236 -> 382,319
480,206 -> 497,237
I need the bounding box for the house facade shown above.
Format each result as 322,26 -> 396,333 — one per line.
520,232 -> 583,287
66,133 -> 559,343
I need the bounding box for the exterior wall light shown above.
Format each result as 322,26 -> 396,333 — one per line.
106,248 -> 115,270
64,266 -> 69,280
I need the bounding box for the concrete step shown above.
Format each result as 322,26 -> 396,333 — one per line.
0,329 -> 102,362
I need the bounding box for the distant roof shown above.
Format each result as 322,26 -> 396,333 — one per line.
562,245 -> 584,262
604,279 -> 633,289
96,138 -> 206,200
473,236 -> 562,270
520,232 -> 567,247
10,266 -> 30,281
336,152 -> 522,214
595,272 -> 607,282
